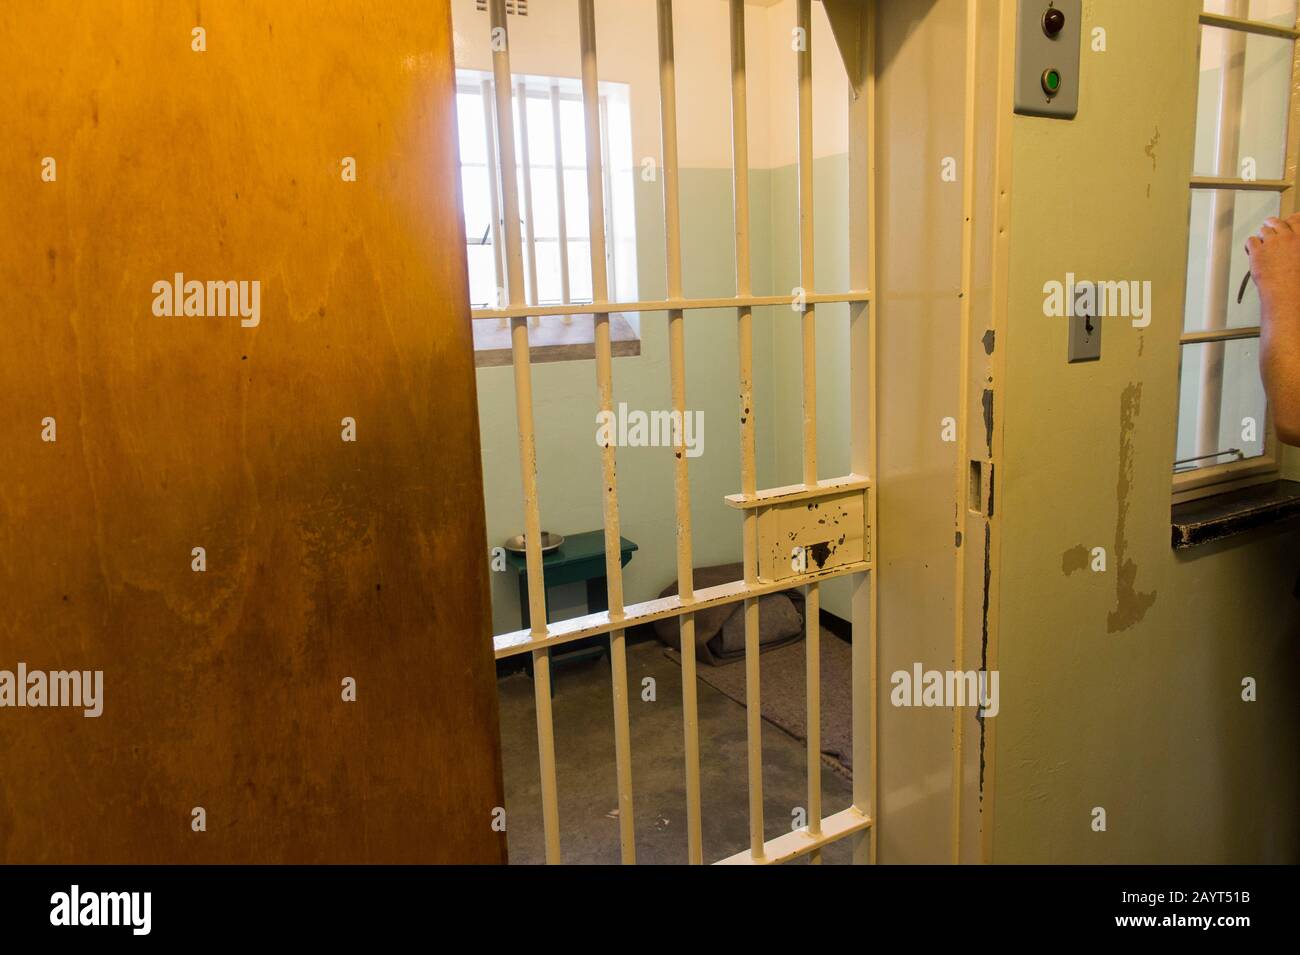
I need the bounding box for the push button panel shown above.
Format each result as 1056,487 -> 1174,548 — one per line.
1014,0 -> 1081,119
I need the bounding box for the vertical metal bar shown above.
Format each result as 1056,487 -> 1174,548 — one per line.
1197,0 -> 1248,457
516,79 -> 542,327
729,0 -> 765,863
843,0 -> 879,867
579,0 -> 636,865
656,0 -> 703,865
481,80 -> 509,325
489,0 -> 560,865
796,0 -> 822,858
550,83 -> 573,324
950,0 -> 979,866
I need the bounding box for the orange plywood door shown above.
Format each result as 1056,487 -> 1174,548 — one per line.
0,0 -> 505,863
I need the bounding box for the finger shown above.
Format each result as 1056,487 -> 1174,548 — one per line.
1285,211 -> 1300,229
1264,216 -> 1293,234
1257,224 -> 1278,241
1246,235 -> 1263,255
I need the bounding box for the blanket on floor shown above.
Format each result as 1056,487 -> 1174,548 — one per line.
652,562 -> 805,665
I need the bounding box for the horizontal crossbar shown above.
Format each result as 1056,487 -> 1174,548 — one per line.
471,290 -> 871,321
493,559 -> 871,659
725,473 -> 870,510
714,806 -> 873,865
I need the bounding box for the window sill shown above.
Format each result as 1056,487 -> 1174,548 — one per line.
473,313 -> 640,368
1171,479 -> 1300,549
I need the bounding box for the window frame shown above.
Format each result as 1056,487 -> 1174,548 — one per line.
456,73 -> 627,315
1174,6 -> 1300,505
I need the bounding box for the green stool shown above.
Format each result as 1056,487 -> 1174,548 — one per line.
507,530 -> 638,689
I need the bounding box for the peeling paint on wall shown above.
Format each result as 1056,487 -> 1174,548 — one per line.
978,520 -> 991,802
981,389 -> 994,456
1108,382 -> 1157,632
1144,125 -> 1160,199
1144,125 -> 1160,171
1061,543 -> 1090,575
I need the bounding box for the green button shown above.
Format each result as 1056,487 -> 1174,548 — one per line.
1042,68 -> 1061,96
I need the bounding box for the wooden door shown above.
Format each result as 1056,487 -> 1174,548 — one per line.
0,0 -> 505,863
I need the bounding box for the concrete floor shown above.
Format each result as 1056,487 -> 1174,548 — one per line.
498,638 -> 856,864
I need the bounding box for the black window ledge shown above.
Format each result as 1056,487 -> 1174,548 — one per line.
1172,479 -> 1300,549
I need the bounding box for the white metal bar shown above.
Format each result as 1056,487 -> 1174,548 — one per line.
472,289 -> 870,320
715,806 -> 872,865
795,0 -> 822,860
725,473 -> 871,509
1197,0 -> 1248,459
494,558 -> 873,657
861,0 -> 879,866
950,0 -> 979,865
656,0 -> 703,866
1200,10 -> 1300,40
797,0 -> 818,488
480,79 -> 508,326
488,0 -> 560,866
728,0 -> 764,864
516,79 -> 542,328
579,0 -> 636,866
843,0 -> 879,865
550,83 -> 573,324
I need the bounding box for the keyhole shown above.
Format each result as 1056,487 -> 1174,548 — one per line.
1084,314 -> 1094,337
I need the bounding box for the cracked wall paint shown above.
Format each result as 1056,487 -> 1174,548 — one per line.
1061,543 -> 1089,575
1108,382 -> 1157,632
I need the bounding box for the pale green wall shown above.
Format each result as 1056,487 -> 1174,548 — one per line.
992,0 -> 1300,862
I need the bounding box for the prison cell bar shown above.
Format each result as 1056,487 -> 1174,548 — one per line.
480,80 -> 509,328
578,0 -> 636,865
471,289 -> 870,320
485,0 -> 879,865
1196,0 -> 1248,462
728,0 -> 766,864
855,0 -> 880,867
550,83 -> 574,324
794,0 -> 824,863
495,557 -> 872,658
488,0 -> 561,865
946,0 -> 980,866
655,0 -> 704,866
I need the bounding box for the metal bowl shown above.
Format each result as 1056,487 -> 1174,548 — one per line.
503,531 -> 564,555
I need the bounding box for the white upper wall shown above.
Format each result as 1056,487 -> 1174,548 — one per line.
450,0 -> 849,169
761,0 -> 849,167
